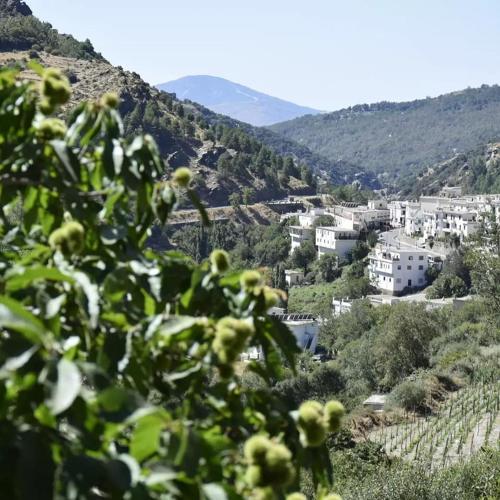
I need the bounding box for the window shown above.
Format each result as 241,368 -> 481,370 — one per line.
396,278 -> 402,284
409,256 -> 413,260
397,265 -> 401,270
419,256 -> 424,261
407,265 -> 412,270
418,278 -> 424,284
418,265 -> 424,270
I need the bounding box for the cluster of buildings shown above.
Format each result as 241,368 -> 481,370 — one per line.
260,189 -> 499,359
389,191 -> 500,242
286,200 -> 391,263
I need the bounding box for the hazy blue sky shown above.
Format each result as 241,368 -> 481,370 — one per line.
28,0 -> 500,110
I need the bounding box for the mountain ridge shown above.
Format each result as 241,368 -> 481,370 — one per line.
158,75 -> 321,127
270,84 -> 500,187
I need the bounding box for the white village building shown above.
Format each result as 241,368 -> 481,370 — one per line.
368,245 -> 430,295
422,208 -> 480,241
388,201 -> 407,228
289,225 -> 314,254
331,200 -> 390,231
241,313 -> 319,360
285,269 -> 304,288
288,208 -> 328,254
315,226 -> 360,261
404,202 -> 424,236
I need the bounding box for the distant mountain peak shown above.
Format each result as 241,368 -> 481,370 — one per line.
0,0 -> 32,16
157,75 -> 322,127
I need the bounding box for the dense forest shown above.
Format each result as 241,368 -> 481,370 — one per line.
270,86 -> 500,186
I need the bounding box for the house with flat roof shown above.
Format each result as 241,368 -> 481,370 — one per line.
241,313 -> 319,360
288,208 -> 329,255
368,245 -> 430,295
315,226 -> 359,261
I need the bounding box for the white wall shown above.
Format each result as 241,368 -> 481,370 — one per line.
369,249 -> 429,294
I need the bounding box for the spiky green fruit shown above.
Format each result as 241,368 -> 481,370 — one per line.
262,443 -> 294,486
212,317 -> 254,364
37,118 -> 67,140
172,167 -> 192,187
324,400 -> 345,432
245,465 -> 264,487
298,401 -> 327,447
286,494 -> 307,500
244,435 -> 271,465
100,92 -> 120,108
240,270 -> 261,289
263,286 -> 279,309
210,249 -> 230,274
49,221 -> 85,255
253,488 -> 276,500
41,68 -> 71,106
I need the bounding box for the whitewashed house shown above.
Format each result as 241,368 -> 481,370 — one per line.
289,225 -> 314,254
315,226 -> 359,261
423,208 -> 480,241
241,313 -> 319,360
405,203 -> 424,236
288,208 -> 328,255
332,298 -> 353,316
363,394 -> 387,412
368,246 -> 429,295
285,269 -> 304,288
276,313 -> 319,352
389,201 -> 407,228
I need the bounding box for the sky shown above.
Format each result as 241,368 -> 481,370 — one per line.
27,0 -> 500,111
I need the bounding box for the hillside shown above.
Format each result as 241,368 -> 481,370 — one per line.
270,86 -> 500,185
158,75 -> 321,127
179,98 -> 376,187
399,142 -> 500,197
0,1 -> 323,207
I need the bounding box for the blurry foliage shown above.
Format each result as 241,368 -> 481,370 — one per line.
0,67 -> 343,499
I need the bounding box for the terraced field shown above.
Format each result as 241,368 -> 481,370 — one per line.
368,381 -> 500,469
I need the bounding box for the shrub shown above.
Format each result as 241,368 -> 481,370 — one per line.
390,380 -> 428,411
426,273 -> 467,299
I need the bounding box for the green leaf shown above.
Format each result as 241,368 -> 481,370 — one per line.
156,316 -> 200,339
73,271 -> 99,329
0,345 -> 39,378
187,189 -> 211,227
130,413 -> 167,462
202,483 -> 228,500
51,140 -> 80,183
45,294 -> 66,319
46,359 -> 81,415
0,296 -> 45,344
6,266 -> 74,292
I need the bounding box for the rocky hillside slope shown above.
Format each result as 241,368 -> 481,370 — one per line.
270,86 -> 500,186
0,0 -> 31,16
0,0 -> 327,207
399,142 -> 500,197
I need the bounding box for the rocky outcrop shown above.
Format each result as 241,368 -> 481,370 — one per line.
0,0 -> 32,16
